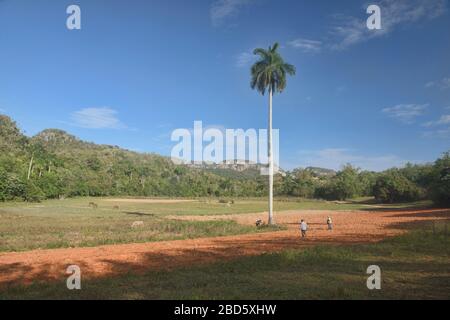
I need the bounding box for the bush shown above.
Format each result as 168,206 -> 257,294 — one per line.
428,152 -> 450,206
373,170 -> 424,203
0,169 -> 25,201
36,174 -> 63,199
23,181 -> 45,202
314,165 -> 361,201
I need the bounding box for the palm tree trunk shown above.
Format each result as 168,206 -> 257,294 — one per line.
268,87 -> 274,225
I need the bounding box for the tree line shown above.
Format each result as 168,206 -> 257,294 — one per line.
278,161 -> 449,206
0,114 -> 449,206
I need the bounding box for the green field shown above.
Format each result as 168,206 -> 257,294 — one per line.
0,197 -> 430,252
2,222 -> 448,300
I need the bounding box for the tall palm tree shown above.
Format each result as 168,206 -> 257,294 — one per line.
251,43 -> 296,225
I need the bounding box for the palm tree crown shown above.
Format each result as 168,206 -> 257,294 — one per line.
251,43 -> 296,95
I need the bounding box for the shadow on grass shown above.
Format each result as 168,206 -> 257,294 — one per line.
383,209 -> 450,232
358,203 -> 438,213
2,230 -> 449,299
1,207 -> 449,299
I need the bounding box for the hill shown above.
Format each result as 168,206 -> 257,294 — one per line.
1,114 -> 448,205
0,114 -> 269,200
305,167 -> 336,177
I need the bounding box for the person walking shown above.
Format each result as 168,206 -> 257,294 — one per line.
327,216 -> 333,231
300,219 -> 308,238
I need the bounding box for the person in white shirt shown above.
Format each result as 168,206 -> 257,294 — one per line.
327,216 -> 333,230
300,219 -> 308,238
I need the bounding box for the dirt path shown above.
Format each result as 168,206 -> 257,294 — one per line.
103,199 -> 197,204
0,208 -> 448,287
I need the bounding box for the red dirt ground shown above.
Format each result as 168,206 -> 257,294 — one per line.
0,208 -> 448,287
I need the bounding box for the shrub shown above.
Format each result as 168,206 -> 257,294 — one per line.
428,152 -> 450,206
373,170 -> 423,203
314,165 -> 362,201
23,181 -> 45,202
0,169 -> 25,201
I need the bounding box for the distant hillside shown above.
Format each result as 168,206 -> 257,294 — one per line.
186,160 -> 285,180
0,115 -> 27,155
203,167 -> 262,180
0,114 -> 269,200
305,167 -> 336,177
1,114 -> 448,206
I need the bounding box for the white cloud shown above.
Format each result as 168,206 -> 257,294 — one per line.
288,38 -> 322,53
422,114 -> 450,139
71,107 -> 126,129
330,0 -> 447,50
445,78 -> 450,88
330,15 -> 368,50
297,148 -> 413,172
235,51 -> 256,68
210,0 -> 253,26
422,127 -> 450,139
378,0 -> 446,30
382,103 -> 428,124
422,114 -> 450,127
425,77 -> 450,90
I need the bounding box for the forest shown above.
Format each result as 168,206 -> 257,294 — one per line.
0,114 -> 449,205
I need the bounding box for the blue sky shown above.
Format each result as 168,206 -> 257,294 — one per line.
0,0 -> 449,171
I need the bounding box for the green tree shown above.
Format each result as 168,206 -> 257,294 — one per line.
24,180 -> 45,202
373,169 -> 423,203
332,165 -> 361,200
314,165 -> 361,201
358,171 -> 377,197
428,152 -> 450,206
0,169 -> 25,201
289,169 -> 316,198
250,43 -> 296,225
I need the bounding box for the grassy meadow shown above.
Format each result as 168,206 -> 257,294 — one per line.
2,222 -> 448,300
0,197 -> 432,252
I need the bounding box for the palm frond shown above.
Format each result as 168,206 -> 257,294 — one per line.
283,63 -> 296,76
270,42 -> 279,52
250,42 -> 296,96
